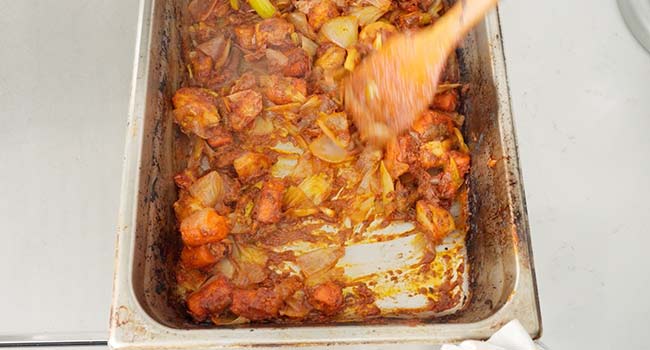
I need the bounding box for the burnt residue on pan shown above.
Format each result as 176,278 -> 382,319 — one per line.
122,0 -> 539,334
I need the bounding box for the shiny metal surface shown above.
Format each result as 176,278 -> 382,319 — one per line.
108,0 -> 540,348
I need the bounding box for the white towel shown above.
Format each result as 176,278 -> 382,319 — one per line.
441,320 -> 540,350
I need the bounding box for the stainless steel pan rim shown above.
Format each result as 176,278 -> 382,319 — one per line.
109,0 -> 541,348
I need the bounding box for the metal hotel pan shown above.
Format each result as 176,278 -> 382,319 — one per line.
109,0 -> 541,348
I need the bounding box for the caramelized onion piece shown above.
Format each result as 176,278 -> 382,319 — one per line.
309,135 -> 350,163
320,16 -> 359,48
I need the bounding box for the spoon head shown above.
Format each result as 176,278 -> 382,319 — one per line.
344,31 -> 444,146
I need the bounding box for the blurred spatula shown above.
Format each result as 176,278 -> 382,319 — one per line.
345,0 -> 498,146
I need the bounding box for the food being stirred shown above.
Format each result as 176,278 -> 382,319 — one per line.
172,0 -> 471,325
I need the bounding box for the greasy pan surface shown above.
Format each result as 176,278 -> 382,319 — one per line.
109,0 -> 540,347
171,0 -> 472,326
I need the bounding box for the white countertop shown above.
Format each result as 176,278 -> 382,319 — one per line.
1,0 -> 649,349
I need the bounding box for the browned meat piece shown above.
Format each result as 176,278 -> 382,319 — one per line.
396,134 -> 418,164
384,138 -> 410,179
172,87 -> 221,139
233,152 -> 272,181
267,47 -> 312,77
255,18 -> 295,48
231,278 -> 302,320
186,276 -> 233,321
411,110 -> 455,140
394,179 -> 419,213
413,167 -> 439,202
172,0 -> 474,326
188,50 -> 215,84
307,0 -> 339,30
284,47 -> 312,77
230,72 -> 257,93
396,0 -> 432,12
174,169 -> 197,190
309,282 -> 343,315
174,191 -> 204,222
220,174 -> 242,204
180,208 -> 230,246
421,150 -> 470,200
415,200 -> 455,242
395,11 -> 432,30
206,127 -> 233,148
255,179 -> 285,223
225,89 -> 263,131
418,140 -> 446,169
432,89 -> 459,112
259,75 -> 307,104
181,243 -> 226,268
211,144 -> 243,168
231,289 -> 277,320
234,25 -> 258,50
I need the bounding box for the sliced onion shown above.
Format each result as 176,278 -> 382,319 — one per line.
211,315 -> 250,325
298,173 -> 332,205
309,134 -> 350,163
349,193 -> 375,223
436,83 -> 463,93
232,242 -> 268,265
197,36 -> 231,69
360,0 -> 391,11
356,147 -> 382,173
287,12 -> 318,40
320,16 -> 359,48
349,6 -> 387,26
233,152 -> 271,181
300,95 -> 322,111
294,0 -> 316,14
359,21 -> 396,46
266,102 -> 302,113
379,160 -> 394,206
285,207 -> 320,217
315,46 -> 346,70
453,128 -> 470,153
344,47 -> 360,71
447,156 -> 463,190
250,116 -> 275,136
188,171 -> 224,207
283,186 -> 313,209
271,141 -> 304,154
280,290 -> 311,318
271,155 -> 299,178
265,48 -> 289,67
357,162 -> 379,193
300,34 -> 319,57
296,246 -> 344,277
214,257 -> 235,279
316,112 -> 350,148
290,154 -> 315,181
232,261 -> 268,287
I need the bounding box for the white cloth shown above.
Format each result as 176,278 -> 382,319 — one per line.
441,320 -> 539,350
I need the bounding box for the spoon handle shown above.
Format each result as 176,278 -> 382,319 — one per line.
420,0 -> 499,57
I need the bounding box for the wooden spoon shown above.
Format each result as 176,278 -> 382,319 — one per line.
344,0 -> 498,146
